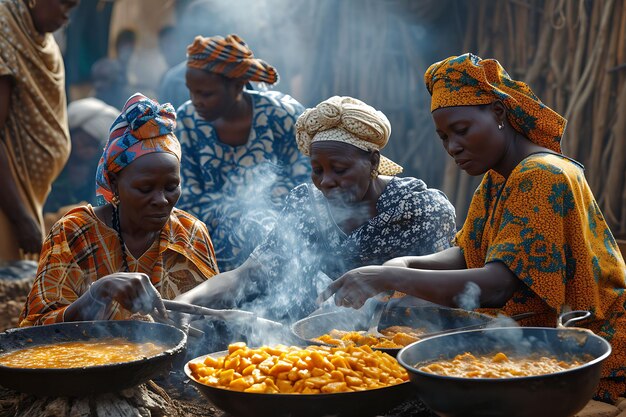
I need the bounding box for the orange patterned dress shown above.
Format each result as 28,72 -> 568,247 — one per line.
19,205 -> 219,326
458,153 -> 626,403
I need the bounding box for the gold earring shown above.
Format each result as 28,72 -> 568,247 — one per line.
112,194 -> 120,206
27,0 -> 37,8
370,170 -> 378,179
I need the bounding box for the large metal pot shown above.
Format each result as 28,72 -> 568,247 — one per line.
184,350 -> 414,417
396,312 -> 611,417
0,320 -> 187,397
291,305 -> 496,356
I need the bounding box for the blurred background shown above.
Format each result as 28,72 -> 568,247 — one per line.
59,0 -> 626,240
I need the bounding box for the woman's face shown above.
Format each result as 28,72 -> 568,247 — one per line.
112,153 -> 181,232
185,68 -> 242,121
29,0 -> 79,34
310,141 -> 376,204
432,104 -> 507,176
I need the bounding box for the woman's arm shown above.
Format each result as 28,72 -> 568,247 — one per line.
319,260 -> 520,309
0,76 -> 42,255
383,246 -> 467,270
175,257 -> 260,309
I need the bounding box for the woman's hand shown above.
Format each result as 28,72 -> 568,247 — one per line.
317,266 -> 392,309
90,272 -> 166,317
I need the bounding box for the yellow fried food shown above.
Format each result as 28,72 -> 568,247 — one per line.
314,326 -> 427,349
418,352 -> 585,378
188,343 -> 408,394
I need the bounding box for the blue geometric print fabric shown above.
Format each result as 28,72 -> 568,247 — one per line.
176,90 -> 310,271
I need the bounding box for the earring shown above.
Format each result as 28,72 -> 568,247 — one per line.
27,0 -> 37,8
111,194 -> 120,207
370,170 -> 379,179
498,122 -> 504,130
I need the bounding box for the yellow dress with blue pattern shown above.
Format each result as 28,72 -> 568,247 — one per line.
457,152 -> 626,402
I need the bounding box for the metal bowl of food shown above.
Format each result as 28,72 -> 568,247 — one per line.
0,320 -> 187,397
184,343 -> 414,417
291,305 -> 497,356
396,312 -> 611,417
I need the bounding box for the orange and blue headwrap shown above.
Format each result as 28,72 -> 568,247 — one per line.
424,53 -> 566,153
95,93 -> 181,205
186,34 -> 279,84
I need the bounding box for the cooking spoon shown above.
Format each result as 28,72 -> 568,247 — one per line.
162,300 -> 285,331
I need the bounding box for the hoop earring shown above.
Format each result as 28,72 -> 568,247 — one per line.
498,122 -> 504,130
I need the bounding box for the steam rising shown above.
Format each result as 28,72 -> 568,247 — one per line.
455,281 -> 481,310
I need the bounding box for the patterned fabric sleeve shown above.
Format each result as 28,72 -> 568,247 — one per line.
481,162 -> 587,311
458,155 -> 626,402
407,188 -> 457,255
19,221 -> 87,326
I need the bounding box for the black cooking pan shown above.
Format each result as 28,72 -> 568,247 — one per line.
0,320 -> 187,397
291,306 -> 496,356
396,311 -> 611,417
184,350 -> 414,417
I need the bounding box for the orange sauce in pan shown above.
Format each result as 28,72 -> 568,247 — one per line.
0,338 -> 167,369
418,352 -> 585,378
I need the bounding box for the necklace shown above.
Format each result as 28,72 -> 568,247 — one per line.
112,205 -> 130,272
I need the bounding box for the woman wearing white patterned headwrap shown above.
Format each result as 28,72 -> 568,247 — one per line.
177,96 -> 456,325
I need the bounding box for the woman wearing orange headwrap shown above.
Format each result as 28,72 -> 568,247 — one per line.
19,93 -> 219,326
321,54 -> 626,403
176,34 -> 310,272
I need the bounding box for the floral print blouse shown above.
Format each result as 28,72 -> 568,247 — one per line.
245,176 -> 457,322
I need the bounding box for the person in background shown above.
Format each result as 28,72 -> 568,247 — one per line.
158,0 -> 230,109
0,0 -> 79,261
320,54 -> 626,403
176,34 -> 310,272
177,96 -> 456,323
19,93 -> 219,326
158,25 -> 181,70
44,98 -> 119,215
91,57 -> 133,110
113,28 -> 136,86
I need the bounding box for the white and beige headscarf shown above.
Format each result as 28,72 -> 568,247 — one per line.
295,96 -> 403,176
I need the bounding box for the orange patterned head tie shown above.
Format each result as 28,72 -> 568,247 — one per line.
186,34 -> 279,84
424,53 -> 566,153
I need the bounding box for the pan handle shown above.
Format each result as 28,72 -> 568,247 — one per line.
557,310 -> 592,328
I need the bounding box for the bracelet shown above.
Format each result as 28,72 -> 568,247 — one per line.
88,284 -> 107,309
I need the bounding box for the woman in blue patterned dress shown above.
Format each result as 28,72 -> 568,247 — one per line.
176,34 -> 310,272
177,96 -> 456,323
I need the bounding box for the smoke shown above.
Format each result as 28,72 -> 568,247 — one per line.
454,281 -> 481,311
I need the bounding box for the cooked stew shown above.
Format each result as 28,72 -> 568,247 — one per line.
314,326 -> 427,348
418,352 -> 585,378
188,342 -> 408,394
0,338 -> 167,369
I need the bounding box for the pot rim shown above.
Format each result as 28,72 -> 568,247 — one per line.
396,326 -> 612,382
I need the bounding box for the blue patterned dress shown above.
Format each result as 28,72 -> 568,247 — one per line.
244,177 -> 457,322
176,90 -> 310,271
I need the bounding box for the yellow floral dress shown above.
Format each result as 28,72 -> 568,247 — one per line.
457,152 -> 626,402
